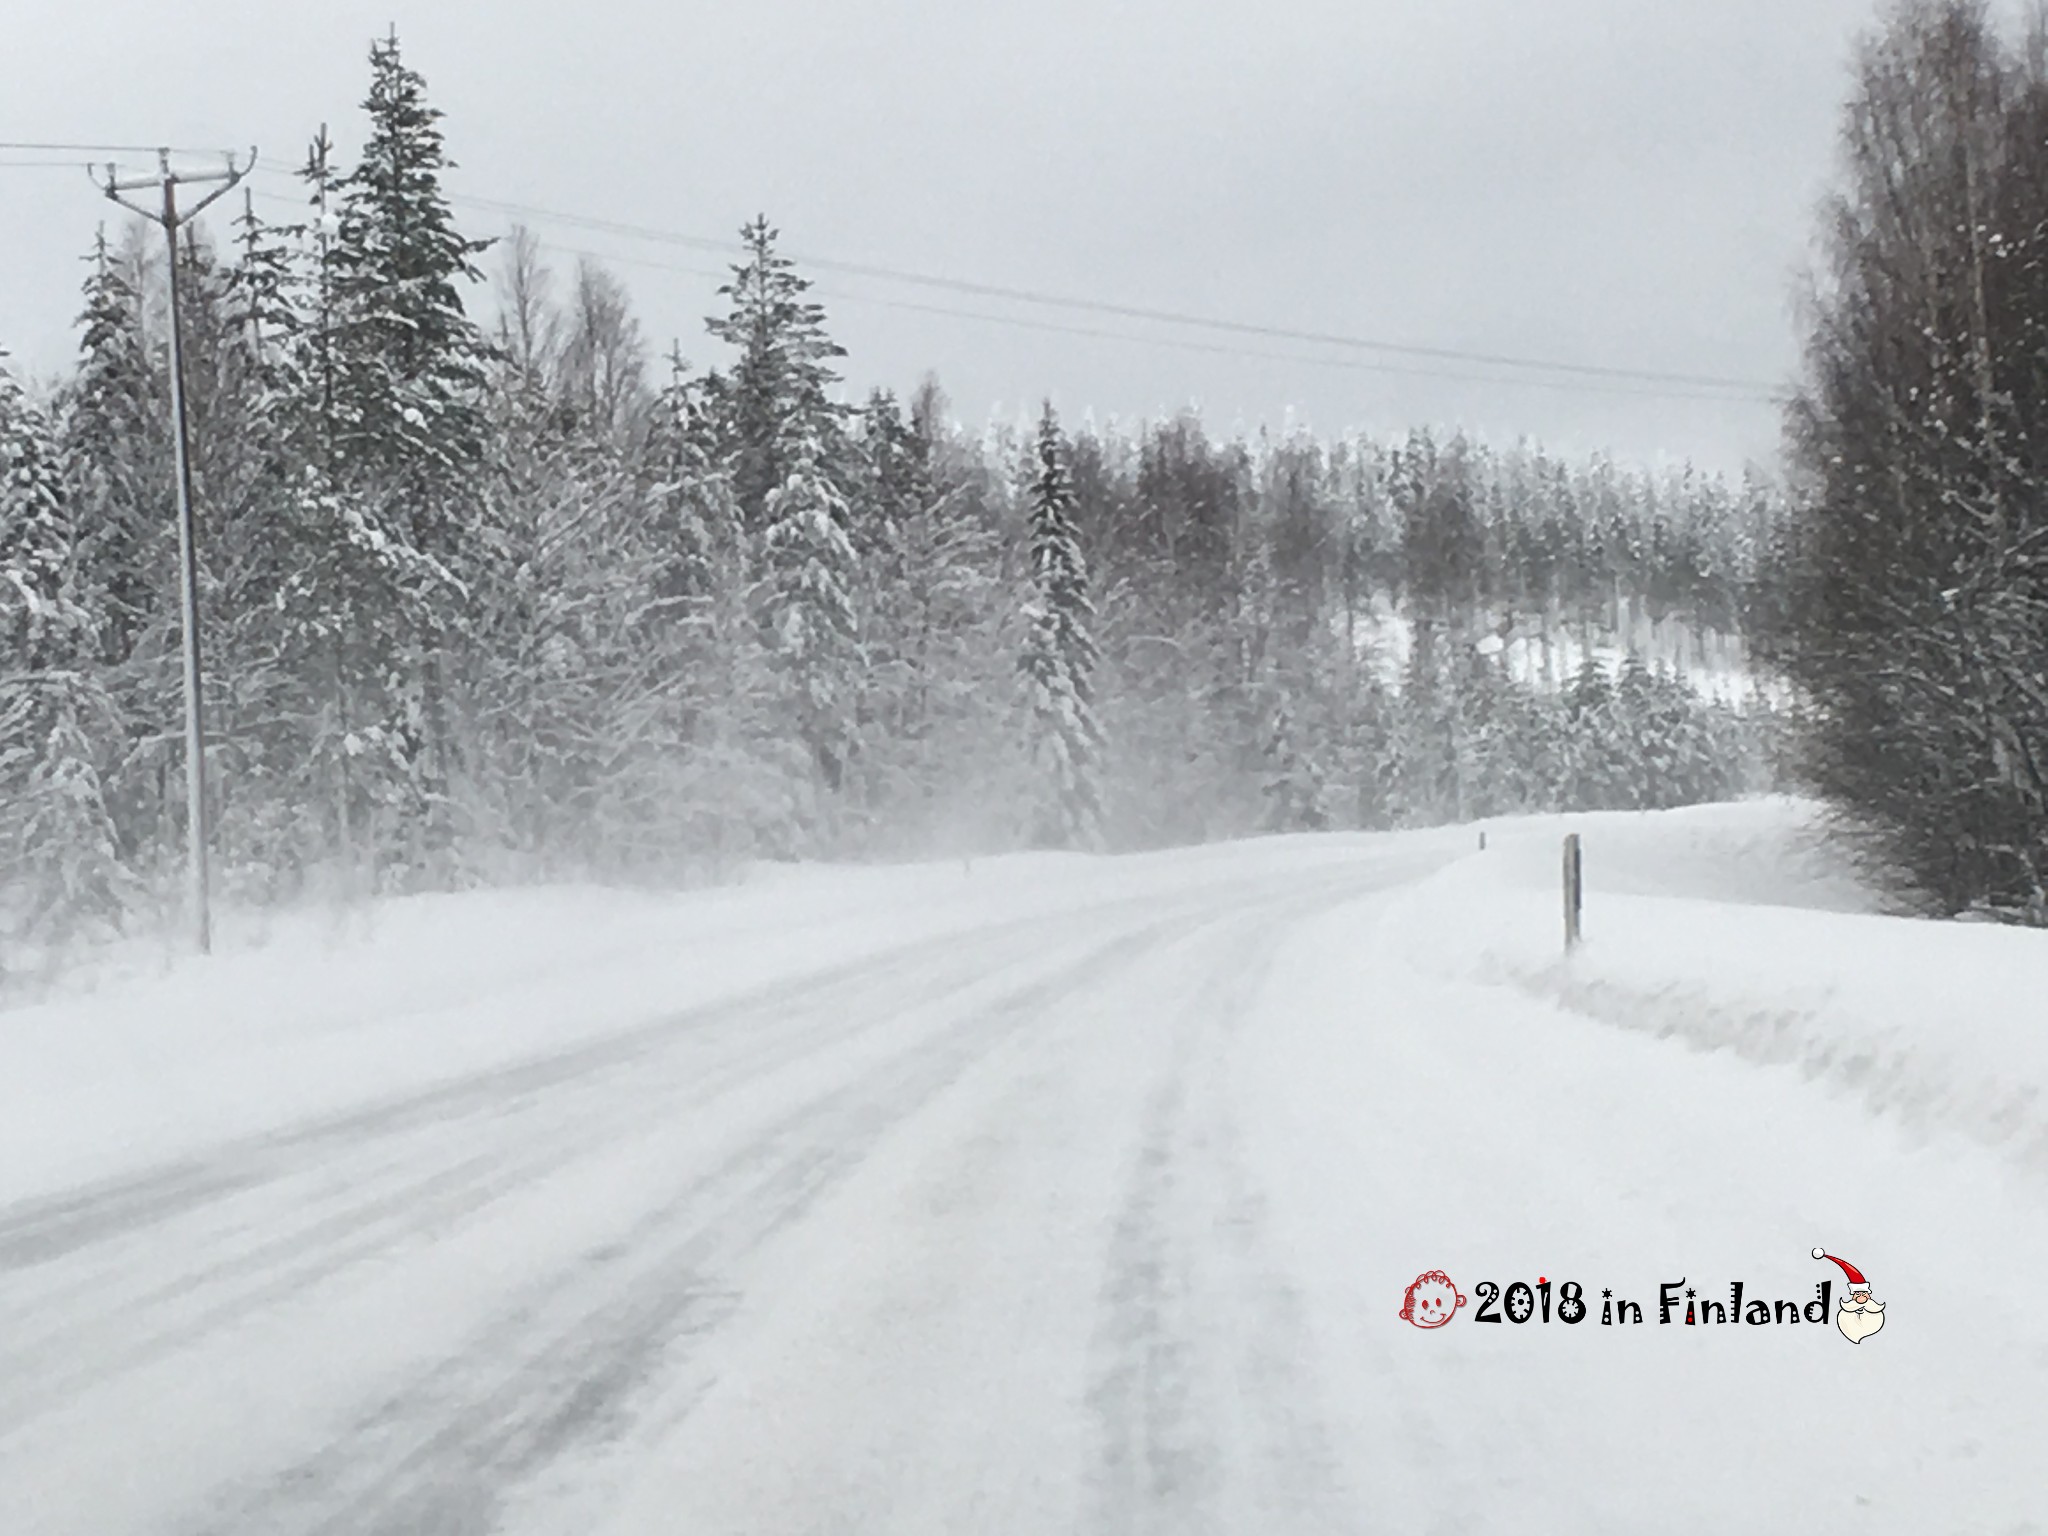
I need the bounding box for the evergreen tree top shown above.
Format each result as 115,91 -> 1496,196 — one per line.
334,31 -> 493,351
73,230 -> 137,359
64,231 -> 153,421
705,216 -> 845,411
224,189 -> 302,347
1031,401 -> 1078,528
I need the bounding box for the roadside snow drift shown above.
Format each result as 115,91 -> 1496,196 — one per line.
1403,799 -> 2048,1174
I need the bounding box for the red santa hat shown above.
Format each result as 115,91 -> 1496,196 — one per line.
1813,1248 -> 1871,1290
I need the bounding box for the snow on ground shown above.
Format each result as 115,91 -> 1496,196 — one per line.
1251,807 -> 2048,1533
4,798 -> 2046,1533
0,833 -> 1423,1207
1429,798 -> 2048,1174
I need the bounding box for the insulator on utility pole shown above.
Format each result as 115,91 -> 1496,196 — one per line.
91,147 -> 255,957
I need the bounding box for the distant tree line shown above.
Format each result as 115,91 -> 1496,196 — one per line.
0,34 -> 1788,965
1771,0 -> 2048,924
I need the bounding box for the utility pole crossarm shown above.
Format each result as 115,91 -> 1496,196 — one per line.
93,148 -> 254,222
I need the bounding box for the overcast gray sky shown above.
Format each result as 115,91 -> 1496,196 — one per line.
3,0 -> 1894,473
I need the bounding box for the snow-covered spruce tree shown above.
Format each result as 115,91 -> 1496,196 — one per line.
1560,653 -> 1622,811
638,345 -> 732,633
703,217 -> 848,532
331,32 -> 493,524
1017,403 -> 1105,849
161,191 -> 324,895
53,230 -> 181,882
59,229 -> 164,672
0,356 -> 129,958
702,220 -> 861,844
758,421 -> 862,830
263,124 -> 419,891
166,215 -> 331,899
325,33 -> 497,882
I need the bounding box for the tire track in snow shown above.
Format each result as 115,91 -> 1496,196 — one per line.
0,865 -> 1374,1274
184,902 -> 1230,1536
1083,886 -> 1361,1536
0,890 -> 1233,1439
0,915 -> 1038,1270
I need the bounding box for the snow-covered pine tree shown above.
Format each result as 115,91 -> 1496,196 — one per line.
326,32 -> 497,881
59,228 -> 164,671
269,125 -> 402,888
0,356 -> 129,958
698,222 -> 862,846
759,420 -> 861,822
703,217 -> 847,532
164,214 -> 326,899
1562,652 -> 1625,811
331,32 -> 493,516
53,229 -> 178,880
190,193 -> 324,893
1017,402 -> 1105,849
638,346 -> 731,627
1611,652 -> 1657,809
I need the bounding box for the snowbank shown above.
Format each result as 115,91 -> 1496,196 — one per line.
1395,797 -> 2048,1171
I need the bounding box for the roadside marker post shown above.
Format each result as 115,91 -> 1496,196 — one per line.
1563,833 -> 1583,953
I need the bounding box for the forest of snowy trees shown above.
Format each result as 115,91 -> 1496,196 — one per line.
0,34 -> 1795,967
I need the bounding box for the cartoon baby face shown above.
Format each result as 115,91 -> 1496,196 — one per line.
1401,1271 -> 1466,1329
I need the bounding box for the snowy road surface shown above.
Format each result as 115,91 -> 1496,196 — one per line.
4,807 -> 2047,1534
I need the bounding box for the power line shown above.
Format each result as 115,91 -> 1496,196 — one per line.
0,140 -> 236,156
238,170 -> 1787,404
442,191 -> 1783,396
239,160 -> 1783,399
237,185 -> 1779,402
524,233 -> 1786,406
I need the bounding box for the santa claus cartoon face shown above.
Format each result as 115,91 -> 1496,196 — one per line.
1400,1271 -> 1466,1329
1815,1250 -> 1887,1345
1838,1287 -> 1886,1345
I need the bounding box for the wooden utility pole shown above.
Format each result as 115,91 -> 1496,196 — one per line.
92,149 -> 253,956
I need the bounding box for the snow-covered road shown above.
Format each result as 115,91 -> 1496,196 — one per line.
4,809 -> 2046,1533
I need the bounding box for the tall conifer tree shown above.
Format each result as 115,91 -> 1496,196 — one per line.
1018,402 -> 1104,848
0,358 -> 129,950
